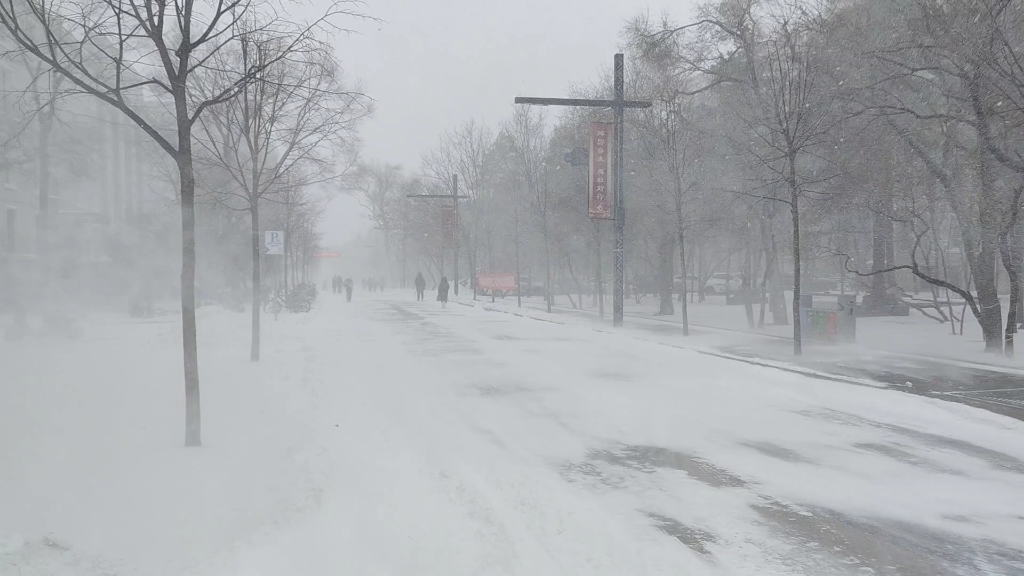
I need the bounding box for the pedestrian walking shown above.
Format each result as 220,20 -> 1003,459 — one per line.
414,272 -> 426,301
437,276 -> 450,309
344,277 -> 354,302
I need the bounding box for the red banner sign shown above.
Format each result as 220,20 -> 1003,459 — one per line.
441,205 -> 456,244
589,122 -> 614,219
477,273 -> 517,291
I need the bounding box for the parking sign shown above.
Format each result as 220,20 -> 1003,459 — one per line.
265,231 -> 284,255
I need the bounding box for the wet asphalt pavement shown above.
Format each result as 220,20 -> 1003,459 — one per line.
538,304 -> 1024,422
716,339 -> 1024,421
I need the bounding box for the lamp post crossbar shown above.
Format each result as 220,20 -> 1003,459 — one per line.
513,97 -> 652,109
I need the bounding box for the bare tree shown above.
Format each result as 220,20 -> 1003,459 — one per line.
422,119 -> 492,293
196,33 -> 366,362
747,17 -> 839,354
480,130 -> 529,307
261,175 -> 322,290
633,93 -> 707,333
638,0 -> 792,327
856,0 -> 1024,352
25,64 -> 63,268
0,54 -> 78,272
354,161 -> 405,281
0,0 -> 360,445
506,107 -> 553,312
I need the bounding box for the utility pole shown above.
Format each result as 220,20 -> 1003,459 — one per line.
515,53 -> 650,326
612,54 -> 626,326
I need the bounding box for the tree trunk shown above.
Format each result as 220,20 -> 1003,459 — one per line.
383,234 -> 392,288
657,232 -> 675,316
868,208 -> 892,313
672,180 -> 689,334
543,224 -> 552,313
250,203 -> 261,362
955,218 -> 997,344
975,245 -> 1003,351
177,150 -> 201,447
468,236 -> 477,297
401,230 -> 408,290
283,231 -> 290,293
1015,220 -> 1024,329
133,131 -> 145,225
758,250 -> 774,329
789,164 -> 802,356
999,231 -> 1019,357
565,254 -> 583,310
975,141 -> 1004,352
97,102 -> 111,220
486,224 -> 494,274
514,220 -> 522,309
743,246 -> 755,328
122,127 -> 133,224
678,227 -> 690,336
112,120 -> 122,231
760,202 -> 787,324
696,244 -> 706,302
969,70 -> 1005,351
36,98 -> 53,272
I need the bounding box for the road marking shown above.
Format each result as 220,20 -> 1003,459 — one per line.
943,388 -> 1024,395
945,395 -> 1024,409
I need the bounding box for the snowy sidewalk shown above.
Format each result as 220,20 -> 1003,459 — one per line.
3,294 -> 1024,575
465,294 -> 1024,420
582,292 -> 1020,369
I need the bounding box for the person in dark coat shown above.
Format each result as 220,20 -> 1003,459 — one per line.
344,277 -> 353,302
414,272 -> 426,301
437,276 -> 450,308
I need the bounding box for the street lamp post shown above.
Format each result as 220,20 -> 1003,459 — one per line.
408,175 -> 470,296
515,53 -> 650,326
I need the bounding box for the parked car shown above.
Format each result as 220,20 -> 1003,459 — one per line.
704,273 -> 743,294
673,275 -> 703,293
780,273 -> 846,293
517,280 -> 547,297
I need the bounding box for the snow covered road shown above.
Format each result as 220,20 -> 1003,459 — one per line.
4,294 -> 1024,575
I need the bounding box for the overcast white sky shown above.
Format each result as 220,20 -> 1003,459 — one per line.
319,0 -> 697,245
